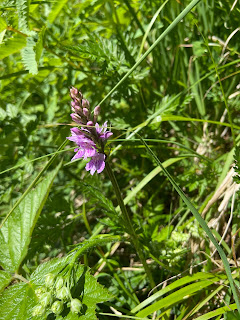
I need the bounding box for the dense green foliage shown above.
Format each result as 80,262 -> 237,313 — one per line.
1,0 -> 240,319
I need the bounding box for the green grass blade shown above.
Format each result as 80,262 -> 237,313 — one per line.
98,0 -> 202,106
122,157 -> 186,207
138,136 -> 240,315
194,303 -> 237,320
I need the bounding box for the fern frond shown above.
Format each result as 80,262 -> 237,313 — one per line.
0,34 -> 26,59
16,0 -> 30,33
48,0 -> 68,24
21,36 -> 38,75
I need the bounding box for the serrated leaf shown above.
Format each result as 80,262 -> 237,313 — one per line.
0,34 -> 26,59
30,255 -> 72,285
30,256 -> 112,320
21,36 -> 38,75
16,0 -> 29,33
48,0 -> 68,24
0,282 -> 36,320
0,164 -> 61,272
0,271 -> 12,293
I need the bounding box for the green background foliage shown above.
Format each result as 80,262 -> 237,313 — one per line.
0,0 -> 240,319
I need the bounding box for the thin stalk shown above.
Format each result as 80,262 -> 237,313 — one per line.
105,162 -> 155,289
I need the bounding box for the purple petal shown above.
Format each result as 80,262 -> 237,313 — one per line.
71,149 -> 85,161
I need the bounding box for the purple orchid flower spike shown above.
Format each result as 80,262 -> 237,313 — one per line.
67,87 -> 112,174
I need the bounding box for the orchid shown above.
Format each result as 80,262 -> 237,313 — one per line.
67,87 -> 112,174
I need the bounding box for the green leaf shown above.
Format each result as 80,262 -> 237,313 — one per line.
194,304 -> 237,320
65,265 -> 112,320
0,34 -> 26,60
21,36 -> 38,75
16,0 -> 30,33
136,279 -> 214,317
0,17 -> 7,33
0,282 -> 36,320
0,164 -> 61,272
35,27 -> 45,63
30,255 -> 112,320
131,272 -> 225,313
0,271 -> 12,293
48,0 -> 68,24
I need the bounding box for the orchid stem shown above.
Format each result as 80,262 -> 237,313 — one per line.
105,161 -> 155,289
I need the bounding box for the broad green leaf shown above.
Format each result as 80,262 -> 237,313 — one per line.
136,280 -> 214,317
48,0 -> 69,23
0,17 -> 7,33
0,163 -> 61,272
0,34 -> 26,60
0,271 -> 12,293
30,256 -> 112,320
0,282 -> 36,320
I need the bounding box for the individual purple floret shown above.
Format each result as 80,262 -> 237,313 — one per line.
67,87 -> 112,174
85,153 -> 106,175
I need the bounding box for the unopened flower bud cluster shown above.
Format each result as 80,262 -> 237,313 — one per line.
32,273 -> 82,317
67,87 -> 113,175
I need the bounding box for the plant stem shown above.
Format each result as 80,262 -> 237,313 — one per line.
105,161 -> 155,289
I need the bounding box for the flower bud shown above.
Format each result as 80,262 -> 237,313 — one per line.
35,287 -> 47,299
70,298 -> 82,314
45,273 -> 55,288
87,121 -> 94,127
71,113 -> 83,124
51,300 -> 64,315
70,87 -> 78,99
40,292 -> 53,307
55,277 -> 64,291
71,100 -> 82,113
94,105 -> 101,116
32,304 -> 45,316
82,108 -> 89,117
82,99 -> 90,109
56,286 -> 70,301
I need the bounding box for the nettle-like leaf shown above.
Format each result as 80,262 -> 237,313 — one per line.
0,282 -> 36,320
0,271 -> 12,293
30,255 -> 112,320
16,0 -> 30,33
0,164 -> 61,273
0,34 -> 26,59
21,36 -> 38,75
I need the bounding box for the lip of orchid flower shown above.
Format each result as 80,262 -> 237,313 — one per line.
85,153 -> 106,175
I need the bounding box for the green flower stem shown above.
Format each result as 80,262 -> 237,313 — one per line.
105,162 -> 155,289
